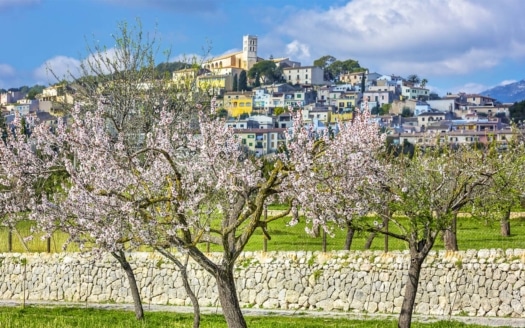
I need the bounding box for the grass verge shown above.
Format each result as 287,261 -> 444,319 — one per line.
0,306 -> 502,328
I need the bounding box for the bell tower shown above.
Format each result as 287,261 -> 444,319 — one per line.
242,35 -> 257,70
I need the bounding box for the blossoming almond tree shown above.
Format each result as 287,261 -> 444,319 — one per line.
33,19 -> 210,323
0,114 -> 62,248
25,98 -> 291,327
362,145 -> 497,328
283,111 -> 385,248
0,112 -> 152,320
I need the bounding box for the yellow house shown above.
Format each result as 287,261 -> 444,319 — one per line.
330,112 -> 354,124
224,91 -> 253,117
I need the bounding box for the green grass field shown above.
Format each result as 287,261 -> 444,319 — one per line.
3,215 -> 525,253
0,307 -> 505,328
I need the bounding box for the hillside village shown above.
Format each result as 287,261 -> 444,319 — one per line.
0,35 -> 517,156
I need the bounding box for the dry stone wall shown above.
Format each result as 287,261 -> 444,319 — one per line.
0,249 -> 525,317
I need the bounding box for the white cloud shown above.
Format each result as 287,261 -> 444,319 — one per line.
285,40 -> 310,60
33,56 -> 81,84
267,0 -> 525,78
500,80 -> 517,86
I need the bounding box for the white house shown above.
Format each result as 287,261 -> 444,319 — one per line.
283,66 -> 325,85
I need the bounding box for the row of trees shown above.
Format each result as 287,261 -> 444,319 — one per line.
1,21 -> 524,328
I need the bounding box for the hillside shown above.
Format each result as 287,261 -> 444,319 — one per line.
480,79 -> 525,103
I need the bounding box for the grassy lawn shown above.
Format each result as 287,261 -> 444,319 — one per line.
3,215 -> 525,253
0,306 -> 504,328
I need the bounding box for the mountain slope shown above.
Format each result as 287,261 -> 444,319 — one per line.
480,80 -> 525,103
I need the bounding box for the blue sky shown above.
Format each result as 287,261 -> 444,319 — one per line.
1,0 -> 525,97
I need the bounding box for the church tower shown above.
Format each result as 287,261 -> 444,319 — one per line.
242,35 -> 258,70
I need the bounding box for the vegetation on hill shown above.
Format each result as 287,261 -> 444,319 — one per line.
313,55 -> 367,81
509,100 -> 525,124
155,61 -> 192,75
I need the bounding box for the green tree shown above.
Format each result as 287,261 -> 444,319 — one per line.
314,55 -> 366,81
380,103 -> 391,115
232,73 -> 238,91
27,85 -> 46,100
254,75 -> 261,87
248,60 -> 282,85
273,107 -> 285,116
313,55 -> 336,69
155,61 -> 191,76
509,100 -> 525,124
313,55 -> 337,80
429,92 -> 440,100
0,114 -> 7,143
401,107 -> 412,117
407,74 -> 420,85
420,78 -> 428,87
238,70 -> 248,91
360,72 -> 366,92
217,108 -> 228,118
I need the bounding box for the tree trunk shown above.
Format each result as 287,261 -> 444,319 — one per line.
111,251 -> 144,320
364,232 -> 376,250
398,255 -> 424,328
443,215 -> 458,251
156,248 -> 200,328
384,217 -> 389,253
216,266 -> 247,328
500,208 -> 511,237
322,229 -> 327,252
180,263 -> 201,328
344,225 -> 355,250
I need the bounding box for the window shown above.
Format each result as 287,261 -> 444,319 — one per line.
271,134 -> 275,140
246,102 -> 251,107
305,74 -> 308,79
240,102 -> 244,107
297,75 -> 300,80
271,142 -> 275,148
296,94 -> 302,98
242,139 -> 246,144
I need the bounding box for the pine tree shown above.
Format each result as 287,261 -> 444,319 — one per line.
238,71 -> 247,91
